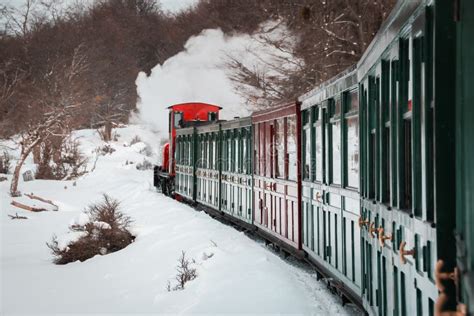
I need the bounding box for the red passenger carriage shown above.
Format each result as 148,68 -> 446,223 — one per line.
252,102 -> 302,254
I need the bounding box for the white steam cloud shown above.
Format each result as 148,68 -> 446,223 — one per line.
136,22 -> 298,136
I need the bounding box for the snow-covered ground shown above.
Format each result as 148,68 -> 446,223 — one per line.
0,125 -> 360,315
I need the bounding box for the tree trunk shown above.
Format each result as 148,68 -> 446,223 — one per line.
10,138 -> 41,196
10,152 -> 28,196
104,121 -> 112,142
33,145 -> 41,164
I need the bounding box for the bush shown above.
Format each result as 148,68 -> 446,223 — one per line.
130,135 -> 142,145
97,144 -> 116,155
47,194 -> 134,264
167,251 -> 197,291
0,151 -> 11,174
136,159 -> 153,170
139,144 -> 153,157
35,137 -> 88,180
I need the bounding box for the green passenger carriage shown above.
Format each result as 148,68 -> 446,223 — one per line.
220,118 -> 253,224
298,66 -> 362,308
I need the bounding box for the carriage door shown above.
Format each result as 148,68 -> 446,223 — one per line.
317,105 -> 331,264
264,122 -> 275,229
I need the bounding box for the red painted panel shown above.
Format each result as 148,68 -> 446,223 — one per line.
265,123 -> 272,178
260,123 -> 265,176
251,101 -> 302,250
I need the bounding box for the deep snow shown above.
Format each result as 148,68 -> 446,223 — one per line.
0,125 -> 360,315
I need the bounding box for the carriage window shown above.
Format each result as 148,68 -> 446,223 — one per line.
181,139 -> 184,167
381,61 -> 391,203
226,131 -> 234,171
315,107 -> 323,182
208,112 -> 217,121
235,133 -> 240,173
209,136 -> 214,169
391,59 -> 399,205
204,137 -> 208,169
188,137 -> 192,166
303,110 -> 311,180
334,97 -> 342,115
181,138 -> 185,166
200,136 -> 205,168
331,98 -> 342,185
276,119 -> 285,179
176,138 -> 181,164
332,120 -> 341,185
345,89 -> 359,189
254,125 -> 259,175
287,116 -> 297,181
213,137 -> 217,169
247,130 -> 252,174
260,123 -> 266,176
242,130 -> 247,174
403,119 -> 412,210
268,123 -> 275,178
174,111 -> 183,128
169,112 -> 172,132
346,115 -> 359,188
240,131 -> 244,173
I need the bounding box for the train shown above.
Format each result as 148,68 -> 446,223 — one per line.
153,0 -> 474,315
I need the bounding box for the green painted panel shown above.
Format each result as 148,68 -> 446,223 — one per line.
456,0 -> 474,311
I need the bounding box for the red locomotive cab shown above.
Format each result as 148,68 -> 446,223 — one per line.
155,102 -> 221,196
167,103 -> 222,175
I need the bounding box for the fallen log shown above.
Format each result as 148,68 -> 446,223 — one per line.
25,193 -> 58,211
11,200 -> 47,212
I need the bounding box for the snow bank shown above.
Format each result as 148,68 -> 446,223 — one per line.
136,22 -> 299,135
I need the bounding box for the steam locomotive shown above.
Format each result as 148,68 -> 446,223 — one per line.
154,0 -> 474,315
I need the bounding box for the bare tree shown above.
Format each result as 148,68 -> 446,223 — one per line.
0,60 -> 26,136
92,94 -> 130,142
9,43 -> 88,196
1,0 -> 39,37
226,0 -> 396,108
226,22 -> 305,109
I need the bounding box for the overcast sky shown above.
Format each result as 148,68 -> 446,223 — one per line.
3,0 -> 199,14
159,0 -> 199,13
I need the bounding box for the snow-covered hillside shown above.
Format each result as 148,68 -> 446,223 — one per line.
0,125 -> 359,315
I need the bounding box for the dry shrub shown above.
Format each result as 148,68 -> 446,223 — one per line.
167,251 -> 197,291
35,137 -> 88,180
0,151 -> 11,174
139,144 -> 153,157
136,159 -> 153,171
97,144 -> 116,155
130,135 -> 141,145
47,194 -> 134,265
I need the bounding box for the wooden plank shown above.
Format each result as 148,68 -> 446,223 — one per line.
25,193 -> 58,211
11,200 -> 46,212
